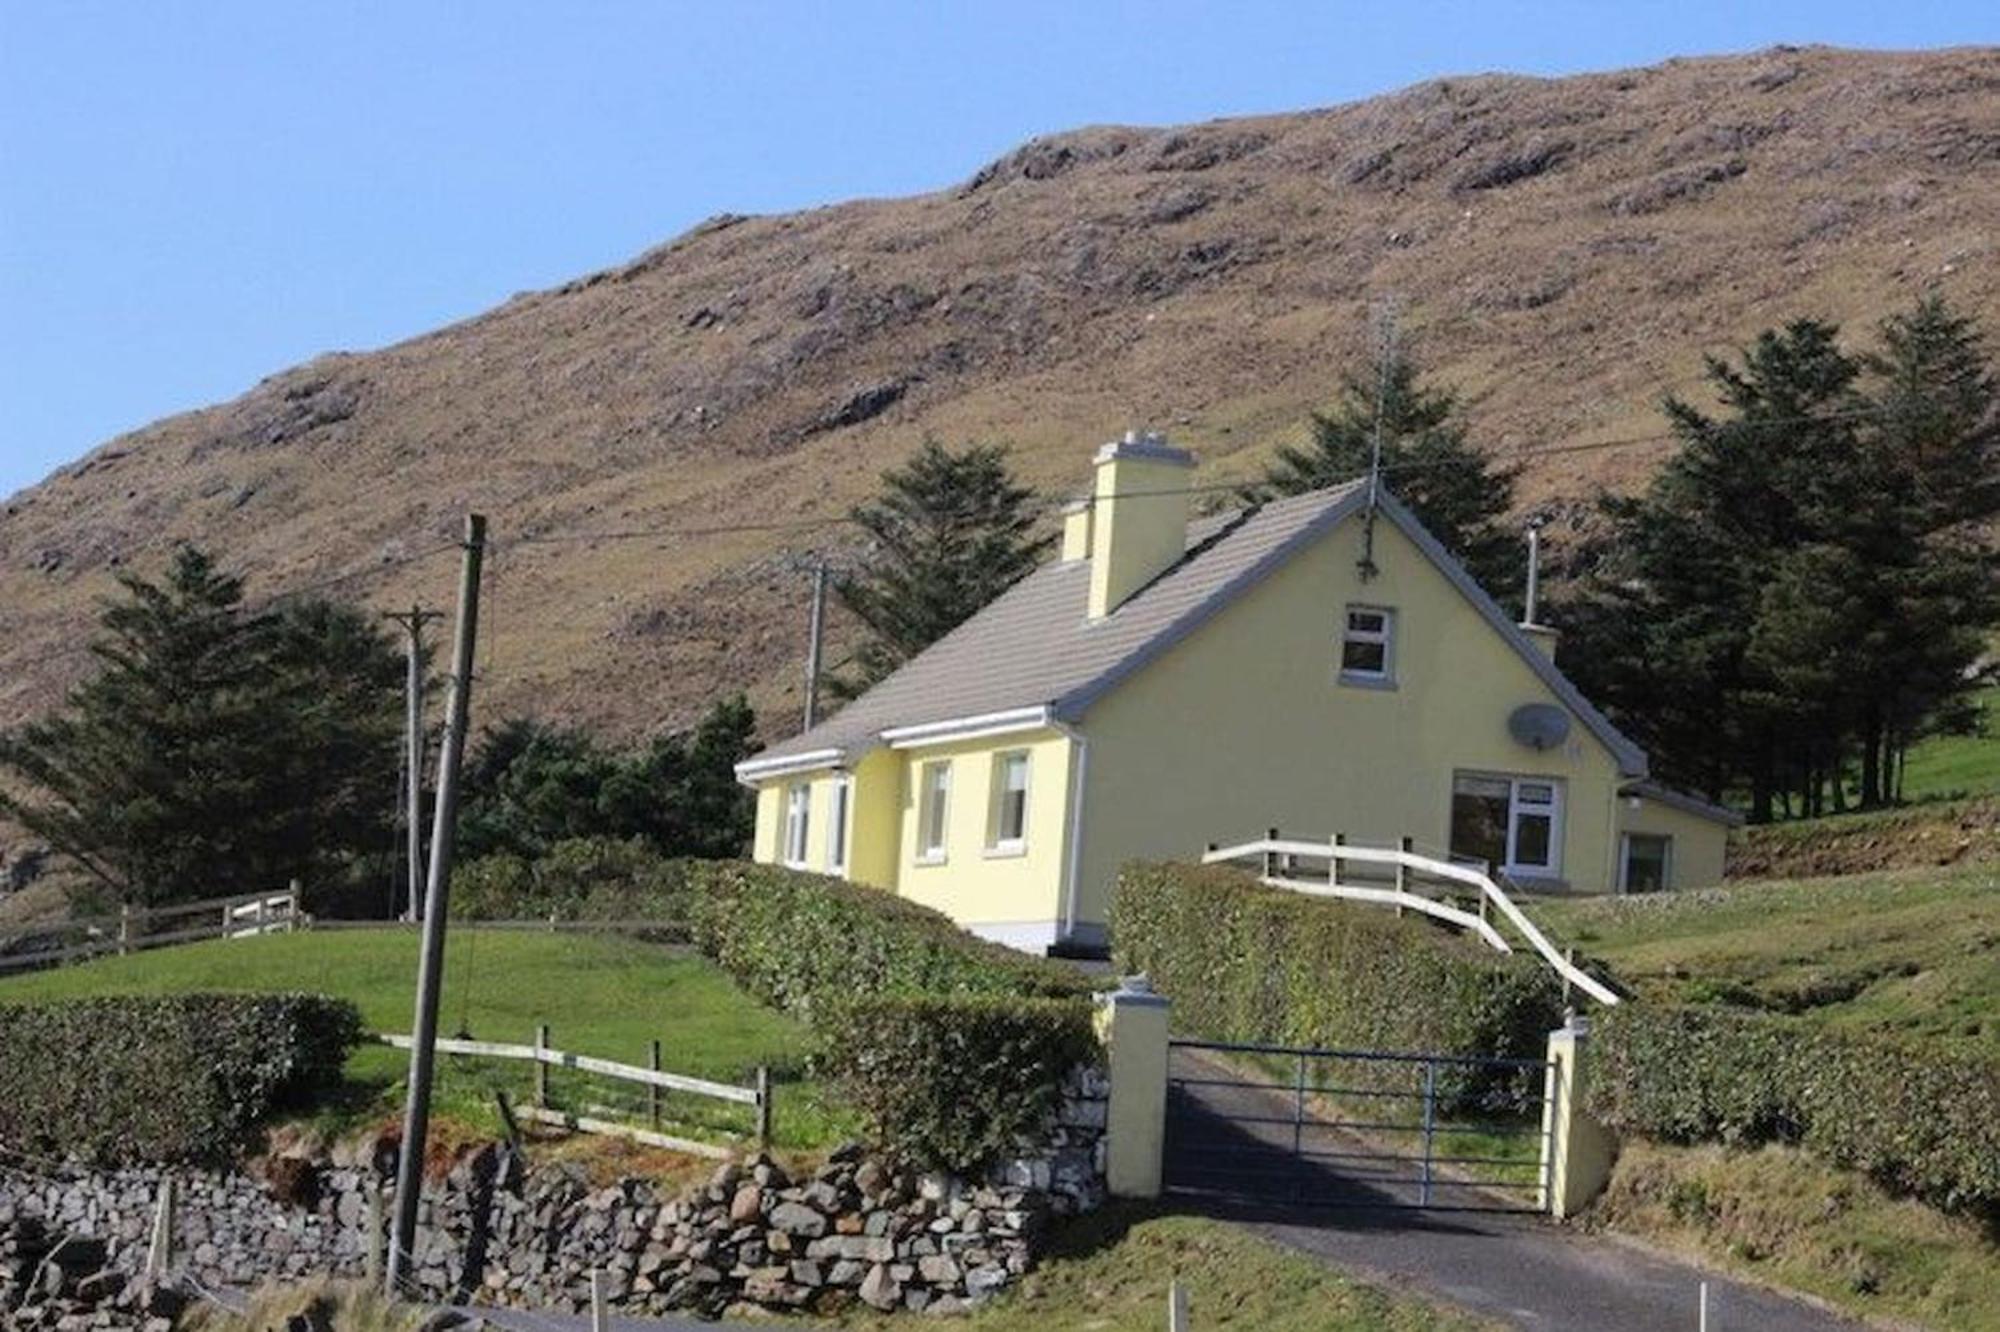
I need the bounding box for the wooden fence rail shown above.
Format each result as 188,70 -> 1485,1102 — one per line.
375,1028 -> 770,1159
0,884 -> 299,974
1203,832 -> 1621,1006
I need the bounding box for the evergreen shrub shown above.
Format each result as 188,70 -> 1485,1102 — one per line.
0,993 -> 362,1164
823,994 -> 1097,1172
1591,1004 -> 2000,1217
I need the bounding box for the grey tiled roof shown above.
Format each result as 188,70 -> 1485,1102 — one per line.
747,481 -> 1648,777
752,482 -> 1365,762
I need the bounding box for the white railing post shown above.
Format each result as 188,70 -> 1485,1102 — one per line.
535,1023 -> 551,1110
1330,832 -> 1344,888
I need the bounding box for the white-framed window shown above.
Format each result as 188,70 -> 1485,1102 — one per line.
1449,773 -> 1565,877
782,782 -> 811,868
917,760 -> 952,863
827,775 -> 852,875
987,750 -> 1031,853
1619,833 -> 1671,893
1339,605 -> 1396,685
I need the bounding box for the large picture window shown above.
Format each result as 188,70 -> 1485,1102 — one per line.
918,760 -> 952,863
1450,773 -> 1564,877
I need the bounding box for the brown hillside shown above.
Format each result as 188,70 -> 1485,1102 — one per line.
3,45 -> 1998,742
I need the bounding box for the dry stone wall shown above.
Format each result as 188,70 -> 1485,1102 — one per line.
0,1066 -> 1107,1324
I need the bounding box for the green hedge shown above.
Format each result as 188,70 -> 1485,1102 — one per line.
1111,861 -> 1563,1105
679,861 -> 1097,1169
451,836 -> 691,927
0,993 -> 362,1165
1591,1005 -> 2000,1217
824,994 -> 1098,1172
683,860 -> 1092,1022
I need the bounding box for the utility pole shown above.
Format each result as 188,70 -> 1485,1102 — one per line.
387,514 -> 485,1296
382,605 -> 441,921
802,558 -> 828,733
1358,298 -> 1399,582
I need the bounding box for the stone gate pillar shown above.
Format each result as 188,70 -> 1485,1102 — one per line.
1541,1016 -> 1616,1218
1095,974 -> 1171,1199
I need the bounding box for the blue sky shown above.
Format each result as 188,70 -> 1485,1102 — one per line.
1,2 -> 1993,498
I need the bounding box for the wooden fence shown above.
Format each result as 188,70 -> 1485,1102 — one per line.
1203,831 -> 1621,1006
376,1026 -> 770,1159
0,884 -> 299,974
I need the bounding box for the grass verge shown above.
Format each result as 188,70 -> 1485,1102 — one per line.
836,1206 -> 1497,1330
1587,1139 -> 2000,1331
0,927 -> 857,1150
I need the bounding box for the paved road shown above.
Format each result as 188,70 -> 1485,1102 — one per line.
1164,1048 -> 1854,1331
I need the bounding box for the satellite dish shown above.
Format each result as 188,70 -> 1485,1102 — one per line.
1508,703 -> 1571,751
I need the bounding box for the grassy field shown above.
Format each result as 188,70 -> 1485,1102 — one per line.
1593,1140 -> 2000,1331
1901,685 -> 2000,803
0,928 -> 854,1149
1539,863 -> 2000,1051
1539,866 -> 2000,1328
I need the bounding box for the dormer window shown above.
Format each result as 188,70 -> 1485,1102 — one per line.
1340,606 -> 1396,687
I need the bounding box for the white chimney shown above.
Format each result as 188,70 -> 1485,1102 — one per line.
1087,430 -> 1194,620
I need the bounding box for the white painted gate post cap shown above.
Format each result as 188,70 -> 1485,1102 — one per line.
1101,973 -> 1170,1008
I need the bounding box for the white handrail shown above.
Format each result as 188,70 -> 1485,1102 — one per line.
1202,836 -> 1620,1006
1265,873 -> 1512,952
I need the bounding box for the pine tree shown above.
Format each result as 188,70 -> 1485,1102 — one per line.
830,439 -> 1053,699
0,548 -> 402,906
1560,302 -> 2000,819
1249,348 -> 1525,602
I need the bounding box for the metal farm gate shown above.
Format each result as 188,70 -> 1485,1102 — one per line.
1164,1038 -> 1555,1213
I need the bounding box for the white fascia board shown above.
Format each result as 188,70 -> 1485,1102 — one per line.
881,706 -> 1053,750
733,748 -> 843,786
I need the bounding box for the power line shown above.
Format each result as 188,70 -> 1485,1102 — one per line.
0,540 -> 464,678
0,400 -> 1928,682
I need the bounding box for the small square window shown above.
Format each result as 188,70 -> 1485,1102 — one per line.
1340,606 -> 1396,684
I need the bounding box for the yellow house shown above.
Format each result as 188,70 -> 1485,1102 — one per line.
736,432 -> 1739,953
